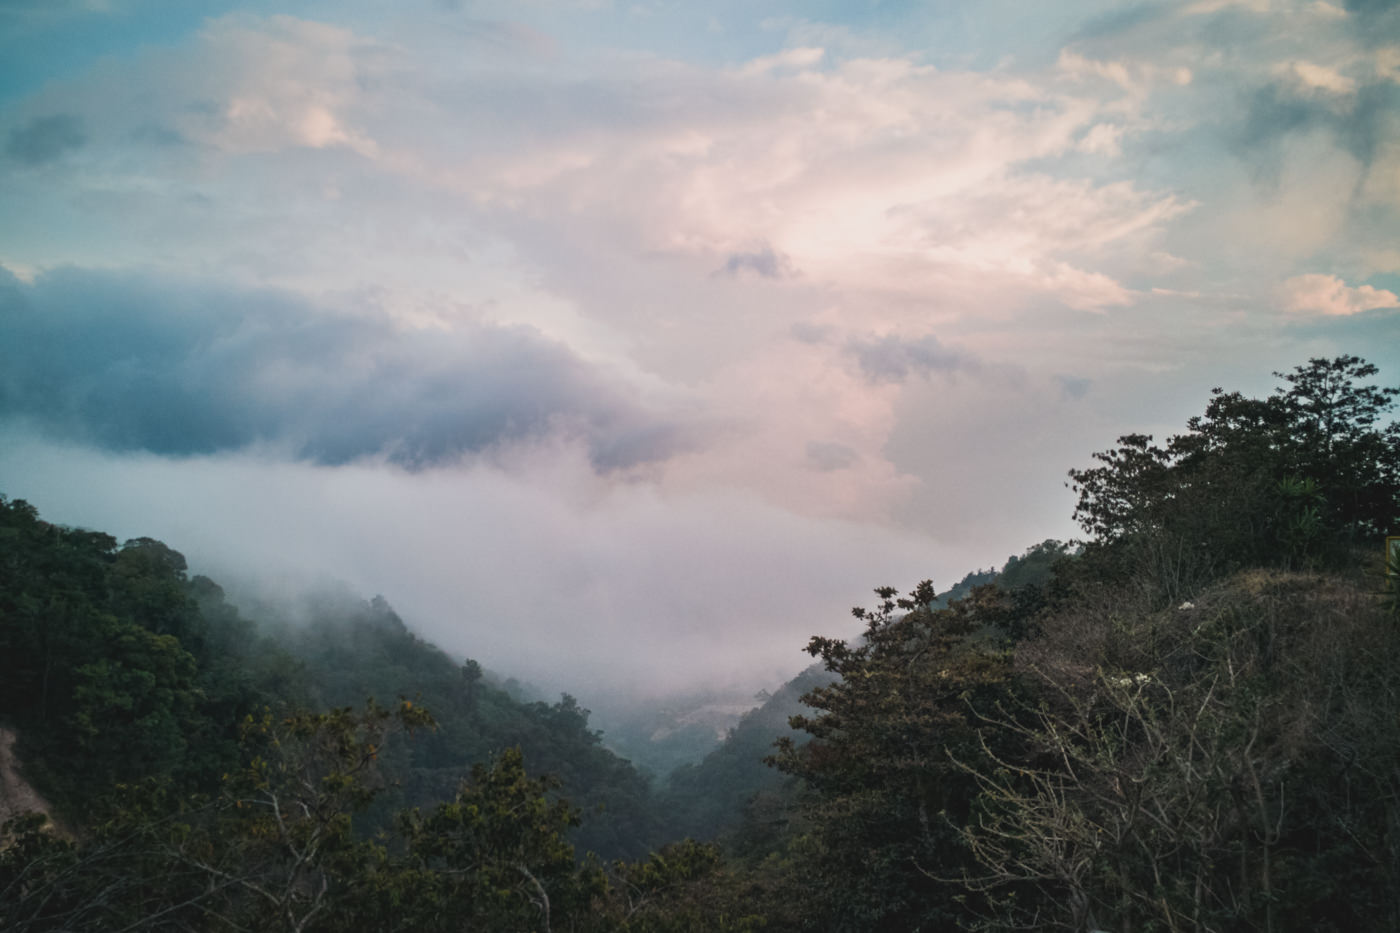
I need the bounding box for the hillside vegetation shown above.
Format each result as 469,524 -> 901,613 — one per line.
2,355 -> 1399,932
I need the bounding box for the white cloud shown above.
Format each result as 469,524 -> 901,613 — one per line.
737,45 -> 825,77
1311,2 -> 1348,19
1280,273 -> 1400,315
1183,0 -> 1273,15
1057,50 -> 1191,97
383,49 -> 1181,327
0,13 -> 1191,339
1377,47 -> 1400,83
0,432 -> 955,700
1039,262 -> 1135,312
1078,122 -> 1124,156
1273,59 -> 1356,97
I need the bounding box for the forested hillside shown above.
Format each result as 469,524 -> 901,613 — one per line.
3,356 -> 1399,931
657,538 -> 1070,848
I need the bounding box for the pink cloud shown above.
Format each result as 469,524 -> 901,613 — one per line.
1280,273 -> 1400,315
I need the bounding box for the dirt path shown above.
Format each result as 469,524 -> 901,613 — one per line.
0,725 -> 54,826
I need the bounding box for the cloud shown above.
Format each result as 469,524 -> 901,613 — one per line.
1039,261 -> 1138,311
0,5 -> 1395,700
1077,122 -> 1125,156
845,333 -> 977,385
1273,60 -> 1357,96
0,433 -> 960,701
0,266 -> 687,471
1341,0 -> 1400,30
172,15 -> 381,157
1057,49 -> 1193,95
1238,73 -> 1399,171
789,321 -> 830,344
1056,375 -> 1093,400
737,46 -> 825,77
1073,4 -> 1177,42
5,113 -> 85,165
0,12 -> 1193,340
1279,272 -> 1400,314
717,244 -> 795,279
344,36 -> 1179,329
805,440 -> 859,472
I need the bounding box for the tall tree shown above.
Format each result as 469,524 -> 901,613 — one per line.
770,582 -> 1027,931
1068,357 -> 1399,600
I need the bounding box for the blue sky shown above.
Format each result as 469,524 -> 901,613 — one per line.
2,0 -> 1398,698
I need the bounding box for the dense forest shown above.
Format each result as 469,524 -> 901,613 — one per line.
3,355 -> 1399,931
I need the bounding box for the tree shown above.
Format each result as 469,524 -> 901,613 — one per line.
1272,356 -> 1400,539
769,582 -> 1027,931
605,839 -> 771,932
0,700 -> 433,932
460,658 -> 483,712
957,571 -> 1400,932
1068,357 -> 1400,602
68,622 -> 202,787
364,746 -> 608,933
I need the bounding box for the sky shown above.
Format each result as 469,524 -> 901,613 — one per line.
2,0 -> 1399,702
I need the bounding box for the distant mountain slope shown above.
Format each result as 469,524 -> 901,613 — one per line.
0,494 -> 665,861
659,664 -> 835,842
597,693 -> 755,779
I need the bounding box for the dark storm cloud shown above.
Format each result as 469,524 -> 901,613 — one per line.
845,334 -> 978,385
0,266 -> 684,470
6,113 -> 86,165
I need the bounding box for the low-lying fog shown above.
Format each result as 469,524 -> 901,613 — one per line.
0,431 -> 988,712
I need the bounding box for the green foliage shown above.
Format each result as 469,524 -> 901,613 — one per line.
0,497 -> 290,812
0,490 -> 665,881
768,582 -> 1032,931
1069,356 -> 1400,601
68,621 -> 201,784
268,595 -> 664,861
365,746 -> 607,932
605,838 -> 774,932
995,539 -> 1073,593
0,702 -> 420,932
0,701 -> 760,933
